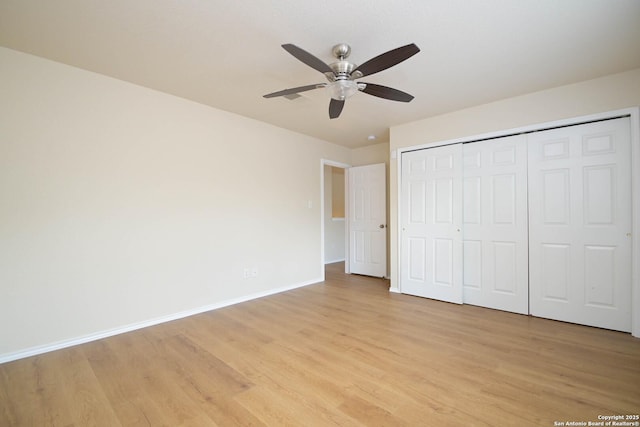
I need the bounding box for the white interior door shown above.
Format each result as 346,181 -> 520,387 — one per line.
401,144 -> 463,303
463,135 -> 529,314
348,163 -> 386,277
528,117 -> 632,332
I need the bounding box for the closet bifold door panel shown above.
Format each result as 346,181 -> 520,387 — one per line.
462,135 -> 529,314
400,144 -> 463,303
528,117 -> 632,332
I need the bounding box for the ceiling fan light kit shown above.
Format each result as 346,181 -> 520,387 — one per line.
326,80 -> 361,101
264,42 -> 420,119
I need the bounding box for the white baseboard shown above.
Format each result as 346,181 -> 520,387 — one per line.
0,277 -> 323,364
324,258 -> 345,264
389,286 -> 401,293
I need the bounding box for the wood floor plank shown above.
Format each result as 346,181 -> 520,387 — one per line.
56,347 -> 121,426
0,364 -> 18,426
82,339 -> 142,407
162,334 -> 254,395
98,331 -> 217,426
1,262 -> 639,426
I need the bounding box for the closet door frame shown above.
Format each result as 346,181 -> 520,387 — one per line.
395,107 -> 640,338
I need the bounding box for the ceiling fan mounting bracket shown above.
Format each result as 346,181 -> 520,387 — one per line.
331,43 -> 351,60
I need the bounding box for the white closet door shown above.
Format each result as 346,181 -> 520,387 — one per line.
462,135 -> 529,314
401,144 -> 463,303
528,117 -> 632,332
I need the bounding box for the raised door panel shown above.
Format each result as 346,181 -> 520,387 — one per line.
541,169 -> 570,225
540,243 -> 570,302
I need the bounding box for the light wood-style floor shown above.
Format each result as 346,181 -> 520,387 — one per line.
2,262 -> 639,426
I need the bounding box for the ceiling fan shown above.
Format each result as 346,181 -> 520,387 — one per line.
263,42 -> 420,119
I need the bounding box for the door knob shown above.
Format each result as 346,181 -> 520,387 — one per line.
379,224 -> 385,229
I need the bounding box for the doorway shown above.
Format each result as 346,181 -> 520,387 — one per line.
321,160 -> 350,279
322,160 -> 388,280
324,164 -> 347,264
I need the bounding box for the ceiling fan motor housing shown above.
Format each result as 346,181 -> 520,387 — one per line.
329,60 -> 356,78
325,44 -> 362,82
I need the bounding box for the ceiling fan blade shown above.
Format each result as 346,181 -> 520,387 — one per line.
263,84 -> 325,98
282,44 -> 334,74
353,43 -> 420,78
329,98 -> 345,119
359,83 -> 414,102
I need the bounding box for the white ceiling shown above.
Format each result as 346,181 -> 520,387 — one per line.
1,0 -> 639,148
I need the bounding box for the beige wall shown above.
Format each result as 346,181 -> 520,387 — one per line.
0,47 -> 351,361
389,68 -> 640,290
350,143 -> 389,167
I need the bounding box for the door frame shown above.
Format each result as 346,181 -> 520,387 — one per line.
395,107 -> 640,337
320,159 -> 351,280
